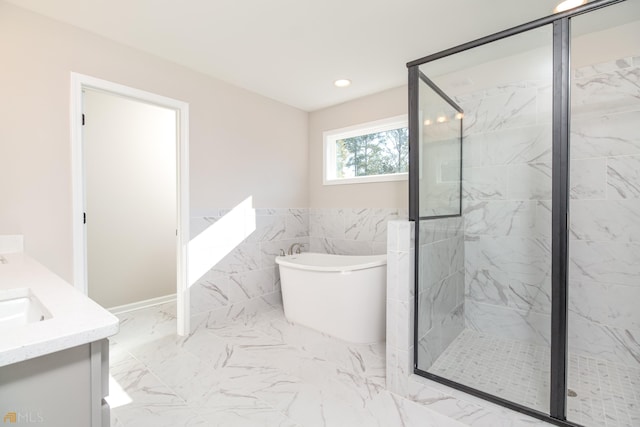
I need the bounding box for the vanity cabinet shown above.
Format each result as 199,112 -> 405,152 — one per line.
0,339 -> 109,427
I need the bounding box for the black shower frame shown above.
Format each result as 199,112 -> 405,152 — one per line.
407,0 -> 626,426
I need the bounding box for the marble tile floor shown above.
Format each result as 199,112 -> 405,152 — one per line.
107,302 -> 468,427
427,329 -> 640,427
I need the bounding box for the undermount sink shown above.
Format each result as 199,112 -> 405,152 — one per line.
0,288 -> 52,329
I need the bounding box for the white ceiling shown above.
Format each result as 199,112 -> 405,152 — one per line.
7,0 -> 567,111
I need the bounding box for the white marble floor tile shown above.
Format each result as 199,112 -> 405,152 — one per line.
115,404 -> 210,427
197,407 -> 301,427
367,391 -> 468,427
108,352 -> 211,427
125,328 -> 225,365
110,415 -> 125,427
109,303 -> 565,427
251,376 -> 377,427
112,302 -> 177,350
253,316 -> 329,349
109,356 -> 182,407
206,321 -> 284,346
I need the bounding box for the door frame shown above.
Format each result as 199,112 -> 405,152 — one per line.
70,72 -> 190,336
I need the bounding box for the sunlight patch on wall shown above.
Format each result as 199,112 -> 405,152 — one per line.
187,196 -> 256,286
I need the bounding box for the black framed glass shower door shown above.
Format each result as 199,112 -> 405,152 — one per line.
407,1 -> 638,426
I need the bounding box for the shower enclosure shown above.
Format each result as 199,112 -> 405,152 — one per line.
408,1 -> 640,426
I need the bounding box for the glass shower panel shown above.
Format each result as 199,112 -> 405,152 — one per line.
568,2 -> 640,426
418,75 -> 462,218
415,25 -> 553,414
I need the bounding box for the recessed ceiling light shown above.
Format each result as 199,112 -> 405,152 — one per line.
334,79 -> 351,88
436,116 -> 447,123
554,0 -> 586,13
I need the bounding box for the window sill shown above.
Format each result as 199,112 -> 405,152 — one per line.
323,173 -> 408,186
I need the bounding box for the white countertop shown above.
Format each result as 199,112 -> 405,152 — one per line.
0,252 -> 119,367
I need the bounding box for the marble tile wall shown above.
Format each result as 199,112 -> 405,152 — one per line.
416,217 -> 465,370
386,220 -> 550,427
456,78 -> 554,347
386,220 -> 414,396
418,56 -> 640,367
568,56 -> 640,368
189,208 -> 309,325
309,208 -> 407,256
189,207 -> 405,326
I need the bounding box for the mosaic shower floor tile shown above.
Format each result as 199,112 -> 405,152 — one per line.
427,329 -> 640,427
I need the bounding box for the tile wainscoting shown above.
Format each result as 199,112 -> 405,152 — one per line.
189,207 -> 406,328
189,208 -> 309,328
309,208 -> 407,256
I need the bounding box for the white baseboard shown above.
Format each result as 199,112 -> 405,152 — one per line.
108,293 -> 177,315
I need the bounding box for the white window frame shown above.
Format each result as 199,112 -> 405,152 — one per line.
323,115 -> 408,185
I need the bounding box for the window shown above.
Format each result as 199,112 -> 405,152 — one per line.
323,115 -> 408,185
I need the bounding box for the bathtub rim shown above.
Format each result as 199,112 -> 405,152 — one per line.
275,252 -> 386,273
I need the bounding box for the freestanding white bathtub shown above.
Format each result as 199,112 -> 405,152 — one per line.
275,252 -> 387,344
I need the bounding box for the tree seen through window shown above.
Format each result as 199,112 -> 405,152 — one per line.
335,127 -> 408,178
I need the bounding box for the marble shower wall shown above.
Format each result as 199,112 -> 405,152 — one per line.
456,78 -> 554,347
417,217 -> 465,370
386,221 -> 551,427
309,208 -> 407,256
568,56 -> 640,368
189,208 -> 309,323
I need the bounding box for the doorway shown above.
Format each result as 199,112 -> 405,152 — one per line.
70,73 -> 190,336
